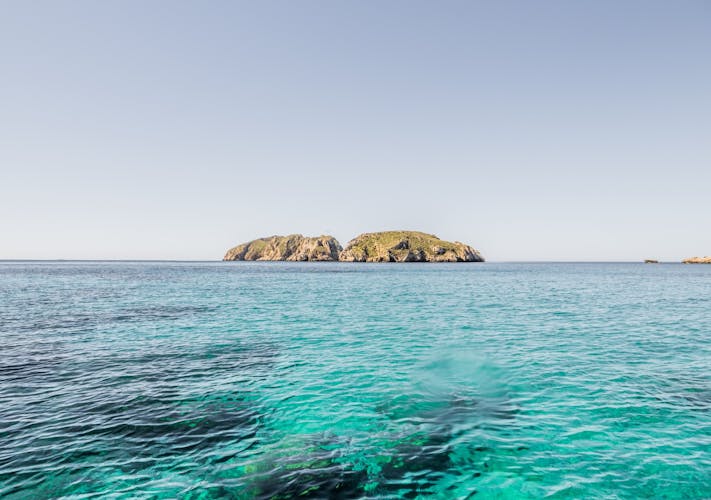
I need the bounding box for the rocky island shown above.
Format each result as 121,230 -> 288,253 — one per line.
339,231 -> 484,262
223,234 -> 341,261
223,231 -> 484,262
682,256 -> 711,264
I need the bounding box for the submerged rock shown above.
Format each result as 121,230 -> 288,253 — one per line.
245,437 -> 367,499
682,256 -> 711,264
223,234 -> 342,261
339,231 -> 484,262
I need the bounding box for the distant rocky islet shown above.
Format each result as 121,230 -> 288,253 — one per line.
223,231 -> 485,262
682,256 -> 711,264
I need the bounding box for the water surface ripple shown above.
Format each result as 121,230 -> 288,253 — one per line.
0,262 -> 709,498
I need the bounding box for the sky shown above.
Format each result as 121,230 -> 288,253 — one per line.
1,1 -> 709,261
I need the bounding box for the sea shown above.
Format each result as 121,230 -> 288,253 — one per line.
1,261 -> 709,499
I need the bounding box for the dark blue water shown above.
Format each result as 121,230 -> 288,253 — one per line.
1,262 -> 709,498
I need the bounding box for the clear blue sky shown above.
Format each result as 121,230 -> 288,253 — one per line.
1,1 -> 709,261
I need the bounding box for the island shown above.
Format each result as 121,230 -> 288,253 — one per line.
682,256 -> 711,264
224,231 -> 484,262
644,259 -> 659,264
339,231 -> 484,262
223,234 -> 342,261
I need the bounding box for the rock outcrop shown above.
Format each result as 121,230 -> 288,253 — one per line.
339,231 -> 484,262
223,234 -> 342,261
682,256 -> 711,264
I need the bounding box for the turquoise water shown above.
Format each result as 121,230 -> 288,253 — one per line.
1,262 -> 709,499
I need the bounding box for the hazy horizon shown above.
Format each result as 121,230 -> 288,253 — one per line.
2,1 -> 709,261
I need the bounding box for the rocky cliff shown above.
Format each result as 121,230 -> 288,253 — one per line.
223,234 -> 342,261
682,256 -> 711,264
339,231 -> 484,262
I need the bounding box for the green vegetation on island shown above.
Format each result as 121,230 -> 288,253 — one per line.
223,231 -> 484,262
223,234 -> 342,261
339,231 -> 483,262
